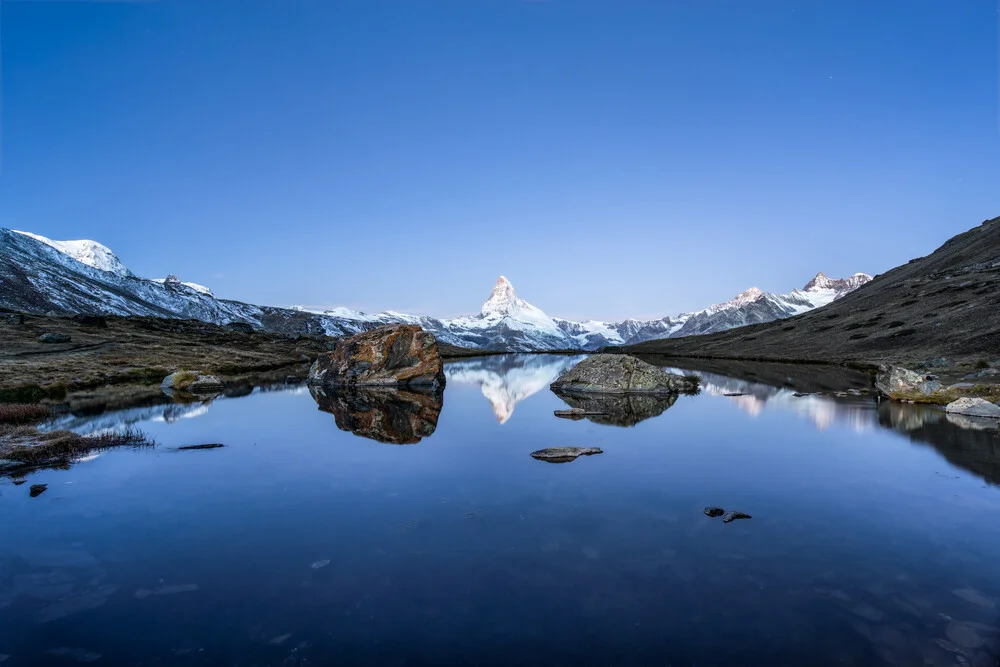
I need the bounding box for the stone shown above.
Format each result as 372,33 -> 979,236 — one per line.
161,370 -> 224,394
223,321 -> 254,334
722,511 -> 751,523
0,313 -> 24,325
29,484 -> 48,497
71,315 -> 107,328
550,354 -> 699,394
875,365 -> 942,398
177,443 -> 225,450
945,398 -> 1000,419
946,622 -> 984,649
38,333 -> 71,344
308,325 -> 445,389
554,408 -> 604,419
310,385 -> 442,445
704,507 -> 725,517
530,447 -> 603,463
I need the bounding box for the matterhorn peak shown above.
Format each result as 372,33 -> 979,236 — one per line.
481,275 -> 521,317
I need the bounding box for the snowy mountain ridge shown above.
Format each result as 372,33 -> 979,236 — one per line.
0,228 -> 873,351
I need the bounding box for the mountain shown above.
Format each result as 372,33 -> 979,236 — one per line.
0,227 -> 871,351
619,216 -> 1000,364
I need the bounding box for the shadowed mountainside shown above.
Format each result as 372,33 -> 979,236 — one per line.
618,216 -> 1000,365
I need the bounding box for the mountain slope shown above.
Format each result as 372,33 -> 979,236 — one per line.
618,216 -> 1000,364
0,227 -> 870,351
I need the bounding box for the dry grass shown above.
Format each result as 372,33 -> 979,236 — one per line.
0,403 -> 51,424
0,425 -> 153,467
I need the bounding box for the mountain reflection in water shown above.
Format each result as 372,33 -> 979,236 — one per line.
445,354 -> 586,423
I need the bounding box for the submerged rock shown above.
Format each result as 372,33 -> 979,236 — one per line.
552,390 -> 678,427
722,511 -> 751,523
530,447 -> 603,463
29,484 -> 48,497
875,365 -> 942,398
310,384 -> 442,445
704,507 -> 725,517
308,324 -> 445,389
38,333 -> 71,344
550,354 -> 699,394
945,397 -> 1000,419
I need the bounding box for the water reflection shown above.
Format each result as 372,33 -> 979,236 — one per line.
309,385 -> 443,445
445,354 -> 586,423
552,390 -> 679,427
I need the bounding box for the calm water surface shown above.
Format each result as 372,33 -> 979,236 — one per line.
3,355 -> 1000,666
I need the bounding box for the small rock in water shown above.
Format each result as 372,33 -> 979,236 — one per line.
0,654 -> 9,663
310,560 -> 331,569
852,602 -> 886,622
45,647 -> 102,663
721,511 -> 751,523
269,633 -> 293,645
177,443 -> 225,451
953,588 -> 996,609
135,583 -> 199,599
703,507 -> 725,518
530,447 -> 603,463
29,484 -> 48,497
723,392 -> 747,397
553,408 -> 602,419
947,622 -> 985,649
12,480 -> 25,486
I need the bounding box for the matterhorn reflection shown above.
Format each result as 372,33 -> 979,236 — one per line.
445,354 -> 586,423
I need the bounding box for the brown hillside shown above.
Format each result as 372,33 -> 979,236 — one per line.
620,216 -> 1000,366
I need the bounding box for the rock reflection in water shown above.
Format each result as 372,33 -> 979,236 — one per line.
552,390 -> 678,427
309,385 -> 443,445
879,401 -> 1000,486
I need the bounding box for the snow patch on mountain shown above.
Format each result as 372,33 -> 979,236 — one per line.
13,230 -> 133,277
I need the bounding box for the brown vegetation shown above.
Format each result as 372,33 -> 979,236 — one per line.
0,403 -> 51,424
0,314 -> 331,401
0,425 -> 153,471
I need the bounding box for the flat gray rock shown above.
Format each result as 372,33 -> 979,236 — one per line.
530,447 -> 603,463
945,397 -> 1000,419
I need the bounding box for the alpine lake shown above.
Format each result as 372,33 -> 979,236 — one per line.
2,354 -> 1000,667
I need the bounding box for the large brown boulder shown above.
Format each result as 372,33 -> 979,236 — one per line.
307,325 -> 446,389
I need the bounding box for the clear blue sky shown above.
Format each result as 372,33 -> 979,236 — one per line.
1,1 -> 997,320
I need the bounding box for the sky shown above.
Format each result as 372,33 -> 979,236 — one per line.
1,0 -> 998,321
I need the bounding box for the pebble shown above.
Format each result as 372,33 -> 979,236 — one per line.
953,588 -> 996,609
268,634 -> 292,645
947,622 -> 985,649
310,560 -> 331,570
852,602 -> 886,622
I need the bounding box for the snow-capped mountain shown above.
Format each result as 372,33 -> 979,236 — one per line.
14,231 -> 133,277
0,227 -> 872,350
